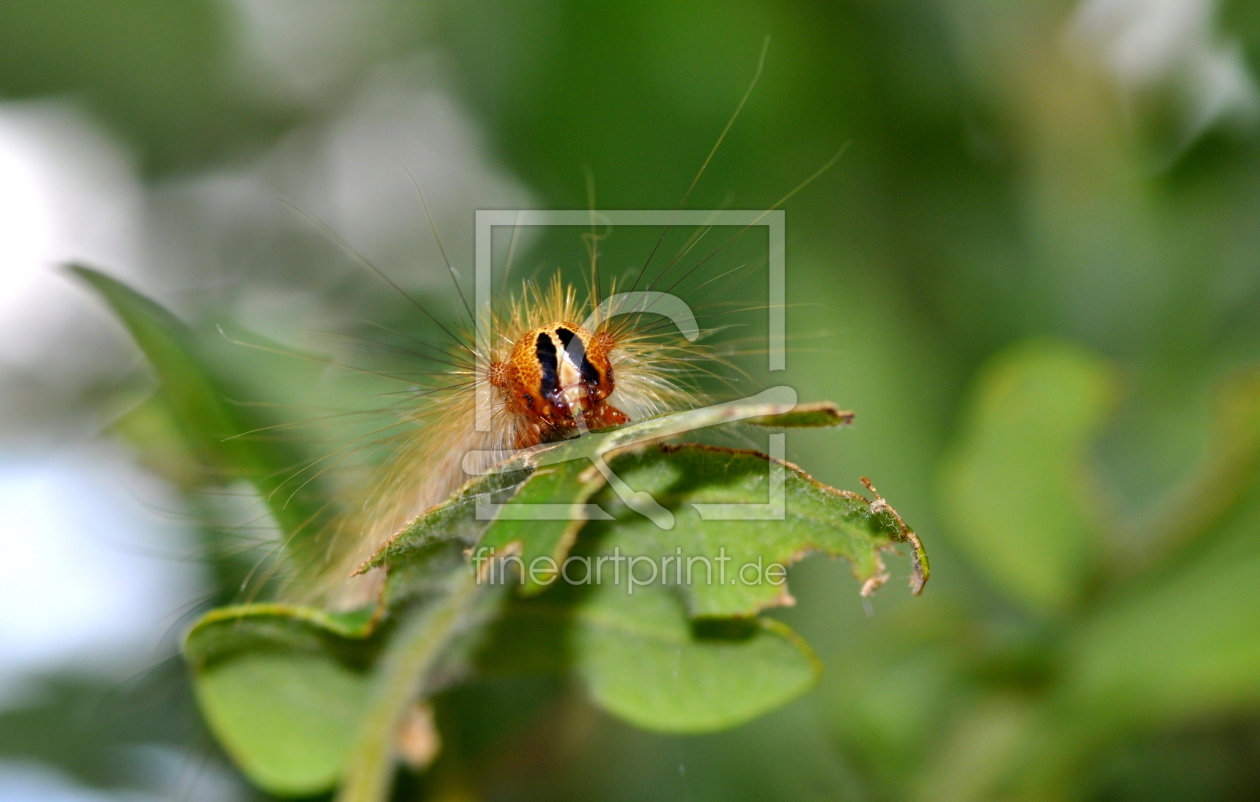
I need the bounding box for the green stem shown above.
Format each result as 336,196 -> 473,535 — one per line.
335,568 -> 478,802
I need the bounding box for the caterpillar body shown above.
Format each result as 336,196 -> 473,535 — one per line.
313,273 -> 706,605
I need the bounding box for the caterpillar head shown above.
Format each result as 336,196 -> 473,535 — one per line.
490,322 -> 629,447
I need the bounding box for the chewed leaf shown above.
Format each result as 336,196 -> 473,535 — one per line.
430,442 -> 923,613
589,444 -> 923,616
184,605 -> 379,797
182,390 -> 927,785
369,390 -> 893,603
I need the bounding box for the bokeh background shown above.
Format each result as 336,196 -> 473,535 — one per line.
4,0 -> 1260,800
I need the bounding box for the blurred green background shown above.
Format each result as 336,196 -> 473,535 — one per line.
3,0 -> 1260,800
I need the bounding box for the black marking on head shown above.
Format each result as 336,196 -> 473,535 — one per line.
579,354 -> 600,385
535,332 -> 559,399
555,326 -> 600,386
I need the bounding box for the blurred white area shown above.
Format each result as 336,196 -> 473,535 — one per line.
0,445 -> 208,703
0,750 -> 244,802
222,0 -> 537,315
288,68 -> 536,270
0,761 -> 161,802
0,98 -> 213,749
1072,0 -> 1259,140
149,63 -> 537,345
0,102 -> 145,371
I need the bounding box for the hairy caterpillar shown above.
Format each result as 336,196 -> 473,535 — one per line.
314,270 -> 709,605
257,44 -> 841,607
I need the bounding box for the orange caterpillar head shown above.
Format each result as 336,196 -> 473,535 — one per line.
490,323 -> 629,448
482,275 -> 703,450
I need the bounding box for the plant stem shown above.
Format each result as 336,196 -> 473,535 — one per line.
335,568 -> 478,802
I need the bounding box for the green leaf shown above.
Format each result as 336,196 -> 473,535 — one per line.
185,550 -> 499,799
1061,491 -> 1260,730
745,400 -> 855,428
586,445 -> 923,617
71,265 -> 244,474
466,457 -> 608,595
995,488 -> 1260,797
366,396 -> 923,733
1120,368 -> 1260,578
938,339 -> 1116,615
372,387 -> 902,606
582,609 -> 818,734
71,264 -> 336,581
184,605 -> 378,797
458,439 -> 923,731
184,394 -> 926,792
362,387 -> 847,577
446,441 -> 924,609
430,438 -> 919,732
365,469 -> 530,591
483,582 -> 822,733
